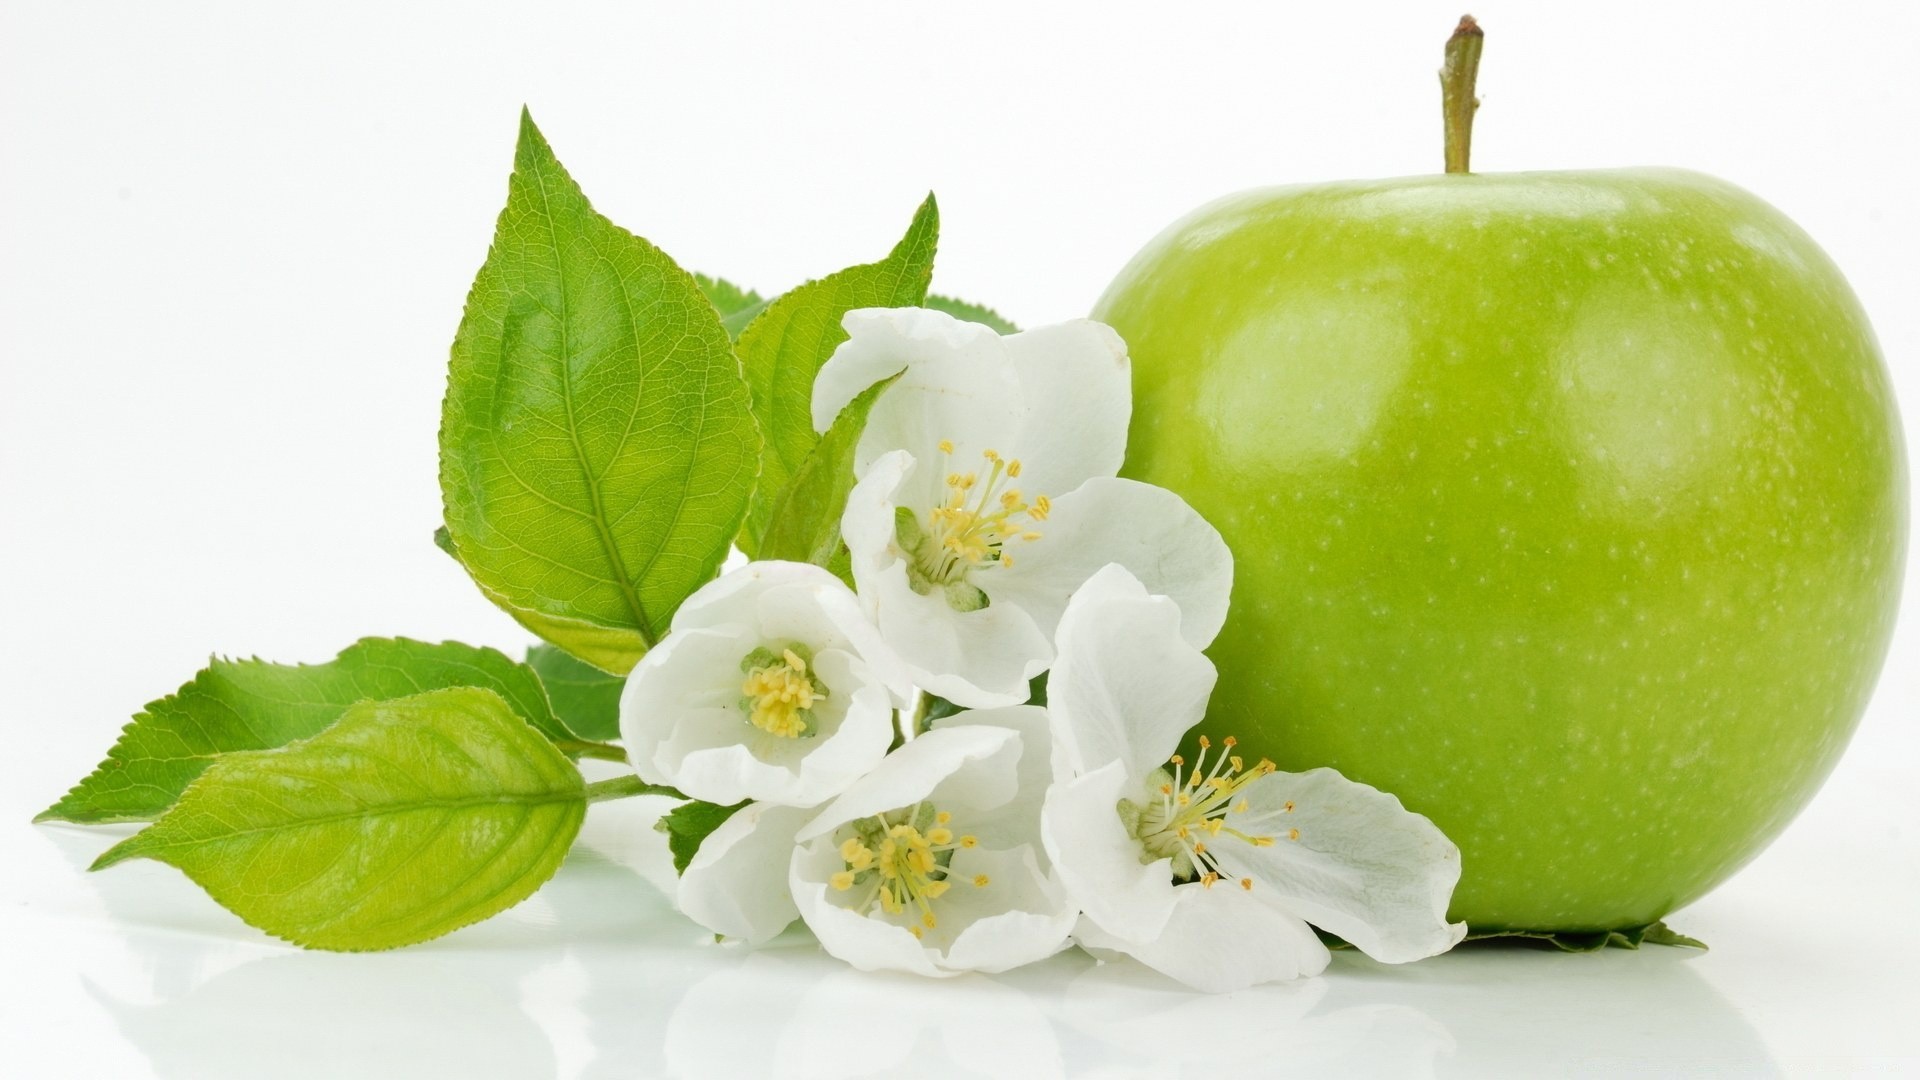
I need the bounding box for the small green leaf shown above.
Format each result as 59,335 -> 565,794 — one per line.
755,377 -> 893,578
585,774 -> 685,803
433,524 -> 458,558
1460,919 -> 1706,952
655,799 -> 746,874
734,195 -> 938,555
924,294 -> 1019,334
526,643 -> 625,742
693,274 -> 771,339
92,687 -> 586,952
693,274 -> 764,319
38,638 -> 573,825
920,673 -> 1046,732
440,109 -> 759,674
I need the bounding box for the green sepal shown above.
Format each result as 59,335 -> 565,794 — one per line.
91,687 -> 587,952
656,799 -> 748,875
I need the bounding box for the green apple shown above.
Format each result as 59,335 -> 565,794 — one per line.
1092,21 -> 1907,931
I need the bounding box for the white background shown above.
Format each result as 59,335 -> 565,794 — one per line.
2,1 -> 1915,1076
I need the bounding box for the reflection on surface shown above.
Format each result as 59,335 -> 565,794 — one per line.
43,801 -> 1779,1079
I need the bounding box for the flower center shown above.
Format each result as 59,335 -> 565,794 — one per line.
828,801 -> 988,938
1123,736 -> 1292,891
896,442 -> 1050,609
737,645 -> 827,739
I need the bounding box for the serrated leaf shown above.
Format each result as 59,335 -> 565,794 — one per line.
694,274 -> 771,339
654,798 -> 746,874
1460,919 -> 1706,952
92,687 -> 586,951
755,377 -> 893,578
693,274 -> 764,319
439,109 -> 758,674
734,195 -> 937,555
38,638 -> 574,825
527,643 -> 624,742
924,294 -> 1019,335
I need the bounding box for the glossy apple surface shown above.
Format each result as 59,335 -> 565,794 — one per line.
1094,169 -> 1907,930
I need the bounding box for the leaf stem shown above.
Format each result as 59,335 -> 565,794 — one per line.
1440,14 -> 1485,174
584,775 -> 684,804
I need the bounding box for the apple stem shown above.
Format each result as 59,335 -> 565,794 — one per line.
1441,15 -> 1484,174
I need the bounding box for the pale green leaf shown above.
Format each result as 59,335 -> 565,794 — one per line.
92,687 -> 586,952
925,294 -> 1019,334
734,195 -> 937,555
527,643 -> 624,742
440,109 -> 759,674
38,638 -> 573,825
655,799 -> 746,874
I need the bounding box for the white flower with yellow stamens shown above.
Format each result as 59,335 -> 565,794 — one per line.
619,561 -> 912,809
811,307 -> 1232,709
788,707 -> 1076,976
1039,565 -> 1467,993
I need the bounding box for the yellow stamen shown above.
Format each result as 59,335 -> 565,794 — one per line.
740,647 -> 825,738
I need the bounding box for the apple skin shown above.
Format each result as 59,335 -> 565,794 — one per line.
1093,169 -> 1907,931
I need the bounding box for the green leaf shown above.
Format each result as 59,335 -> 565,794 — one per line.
1459,919 -> 1707,952
924,294 -> 1019,334
654,799 -> 746,874
526,643 -> 624,742
693,273 -> 764,319
693,274 -> 771,339
734,195 -> 938,556
439,109 -> 759,674
755,377 -> 893,578
92,687 -> 587,951
38,638 -> 575,825
920,673 -> 1046,733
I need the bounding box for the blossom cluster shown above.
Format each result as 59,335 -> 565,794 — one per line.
620,308 -> 1465,993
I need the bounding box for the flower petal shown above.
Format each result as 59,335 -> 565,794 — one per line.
795,725 -> 1020,844
663,655 -> 895,807
1073,885 -> 1331,993
1040,760 -> 1178,944
620,625 -> 754,788
990,318 -> 1131,500
669,559 -> 848,634
932,704 -> 1059,851
1217,768 -> 1466,964
842,451 -> 1053,708
1045,564 -> 1215,782
811,307 -> 1007,437
826,309 -> 1130,502
676,802 -> 812,945
936,846 -> 1076,974
983,478 -> 1234,649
